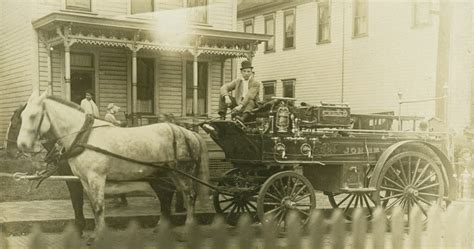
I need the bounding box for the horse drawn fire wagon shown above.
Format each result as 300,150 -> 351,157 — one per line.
200,97 -> 456,227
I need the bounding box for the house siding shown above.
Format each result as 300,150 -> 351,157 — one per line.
98,48 -> 129,116
240,1 -> 442,121
0,0 -> 37,140
157,53 -> 183,115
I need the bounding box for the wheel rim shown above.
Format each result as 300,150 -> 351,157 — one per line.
257,171 -> 316,229
373,152 -> 446,221
213,169 -> 258,225
327,192 -> 377,219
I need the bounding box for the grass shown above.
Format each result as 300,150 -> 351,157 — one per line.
0,150 -> 70,202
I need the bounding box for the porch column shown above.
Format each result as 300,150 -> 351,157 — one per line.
64,44 -> 71,101
193,54 -> 198,115
132,50 -> 138,113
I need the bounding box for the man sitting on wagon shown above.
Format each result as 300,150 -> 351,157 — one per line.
218,60 -> 262,121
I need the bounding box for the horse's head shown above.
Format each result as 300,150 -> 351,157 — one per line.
17,89 -> 51,152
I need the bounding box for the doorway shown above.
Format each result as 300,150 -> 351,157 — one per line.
71,70 -> 95,105
70,53 -> 95,105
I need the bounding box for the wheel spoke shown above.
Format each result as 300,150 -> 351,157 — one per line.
295,208 -> 310,217
293,193 -> 311,203
247,201 -> 257,211
415,195 -> 434,206
287,176 -> 293,195
362,194 -> 374,214
292,184 -> 308,199
385,196 -> 404,211
413,163 -> 430,186
411,158 -> 422,185
295,203 -> 313,207
244,204 -> 253,214
412,198 -> 428,217
354,195 -> 360,208
266,192 -> 282,202
344,194 -> 357,214
289,178 -> 300,197
228,204 -> 238,216
380,186 -> 404,193
219,198 -> 235,204
398,159 -> 409,186
418,192 -> 442,198
271,184 -> 285,198
380,192 -> 404,201
265,206 -> 282,216
414,171 -> 437,188
336,193 -> 352,207
407,156 -> 412,184
417,182 -> 440,192
389,167 -> 407,186
221,202 -> 235,212
383,176 -> 406,190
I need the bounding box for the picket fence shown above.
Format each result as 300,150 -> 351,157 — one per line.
0,204 -> 472,249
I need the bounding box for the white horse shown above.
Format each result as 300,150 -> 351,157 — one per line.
17,90 -> 209,239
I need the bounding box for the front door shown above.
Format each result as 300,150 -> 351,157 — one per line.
70,53 -> 95,105
71,70 -> 94,105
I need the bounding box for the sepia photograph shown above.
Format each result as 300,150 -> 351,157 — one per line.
0,0 -> 473,248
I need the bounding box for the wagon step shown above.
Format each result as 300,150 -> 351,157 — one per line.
338,187 -> 377,193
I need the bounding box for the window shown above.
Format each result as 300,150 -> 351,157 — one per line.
136,58 -> 155,113
131,0 -> 154,14
71,53 -> 93,68
353,0 -> 368,37
317,0 -> 331,43
187,0 -> 208,24
65,0 -> 91,11
282,79 -> 295,98
186,62 -> 208,115
244,19 -> 254,33
264,14 -> 275,52
262,81 -> 276,101
284,9 -> 295,49
413,0 -> 432,27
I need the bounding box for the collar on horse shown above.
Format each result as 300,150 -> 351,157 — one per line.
59,114 -> 96,159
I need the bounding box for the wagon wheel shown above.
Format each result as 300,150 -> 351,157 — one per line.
257,171 -> 316,231
327,190 -> 377,220
372,151 -> 446,222
213,169 -> 259,225
326,165 -> 376,219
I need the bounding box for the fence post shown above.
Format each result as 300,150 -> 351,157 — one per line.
425,206 -> 442,248
61,223 -> 82,249
308,211 -> 325,249
156,219 -> 175,249
286,212 -> 301,249
329,209 -> 345,249
352,208 -> 367,249
28,225 -> 47,249
236,214 -> 254,249
408,207 -> 423,249
390,206 -> 404,249
0,228 -> 9,249
124,220 -> 144,249
371,207 -> 386,249
211,216 -> 229,249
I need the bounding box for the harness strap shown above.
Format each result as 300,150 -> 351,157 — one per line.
75,143 -> 226,194
60,114 -> 95,159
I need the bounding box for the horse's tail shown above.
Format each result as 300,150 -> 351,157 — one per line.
194,133 -> 210,200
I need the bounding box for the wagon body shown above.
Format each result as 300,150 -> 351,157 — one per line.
202,98 -> 456,225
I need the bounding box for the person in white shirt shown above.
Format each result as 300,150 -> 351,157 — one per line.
80,92 -> 99,118
219,60 -> 262,121
104,103 -> 124,126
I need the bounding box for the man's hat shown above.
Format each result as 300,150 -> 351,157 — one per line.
240,60 -> 253,70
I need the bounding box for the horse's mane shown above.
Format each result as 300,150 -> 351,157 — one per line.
46,95 -> 85,113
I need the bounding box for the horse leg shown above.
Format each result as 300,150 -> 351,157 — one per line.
148,179 -> 174,223
58,162 -> 85,235
83,175 -> 106,241
183,179 -> 197,225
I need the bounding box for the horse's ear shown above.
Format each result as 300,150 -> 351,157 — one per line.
38,89 -> 49,102
28,88 -> 39,103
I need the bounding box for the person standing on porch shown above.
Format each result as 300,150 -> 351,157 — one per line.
218,60 -> 261,121
80,92 -> 99,118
